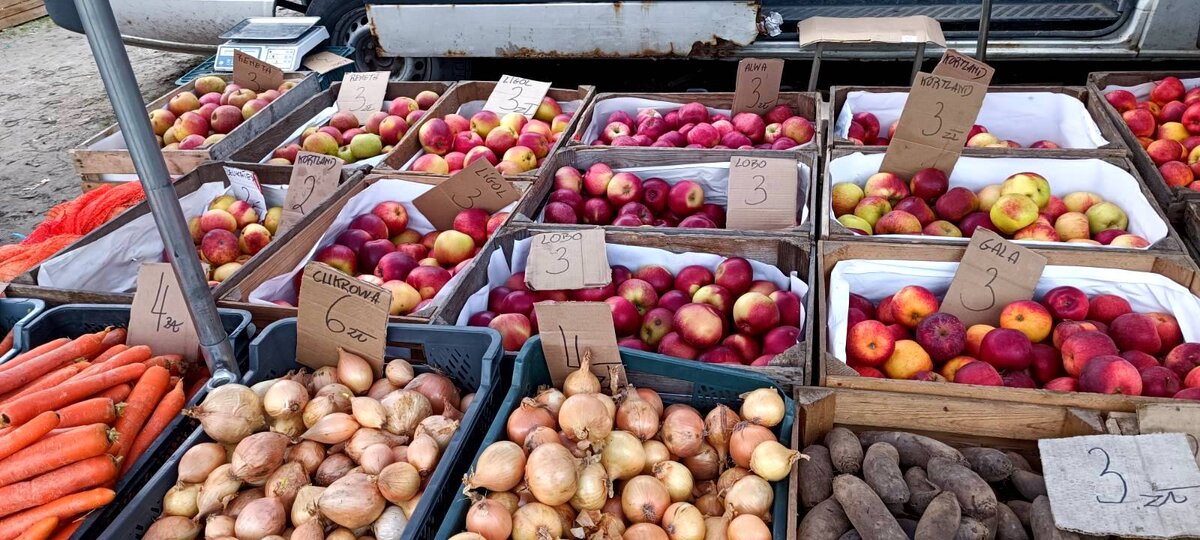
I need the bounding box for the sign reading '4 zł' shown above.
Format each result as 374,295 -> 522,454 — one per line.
726,156 -> 798,230
296,262 -> 392,375
279,152 -> 343,235
128,263 -> 199,361
535,302 -> 626,388
411,159 -> 519,230
940,228 -> 1045,327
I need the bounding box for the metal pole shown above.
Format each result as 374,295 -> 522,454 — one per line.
977,0 -> 993,63
74,0 -> 240,387
910,42 -> 926,84
807,43 -> 824,93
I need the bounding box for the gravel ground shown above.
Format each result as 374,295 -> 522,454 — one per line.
0,17 -> 202,241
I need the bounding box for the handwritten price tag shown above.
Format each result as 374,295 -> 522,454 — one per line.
525,228 -> 610,291
1040,434 -> 1200,538
732,58 -> 785,115
128,263 -> 199,361
296,262 -> 391,374
411,159 -> 519,230
535,302 -> 625,388
302,51 -> 354,74
223,166 -> 268,218
233,49 -> 284,93
482,75 -> 552,118
726,156 -> 798,230
940,229 -> 1045,327
931,48 -> 995,84
279,152 -> 343,235
337,71 -> 390,124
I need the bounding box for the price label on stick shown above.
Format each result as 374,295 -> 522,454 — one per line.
279,152 -> 343,235
1040,434 -> 1200,539
732,58 -> 785,115
726,156 -> 798,230
128,263 -> 199,361
525,228 -> 610,291
940,228 -> 1045,327
411,159 -> 519,230
482,74 -> 552,118
302,51 -> 354,74
535,302 -> 625,388
296,262 -> 391,374
232,49 -> 284,93
223,166 -> 267,219
337,71 -> 390,124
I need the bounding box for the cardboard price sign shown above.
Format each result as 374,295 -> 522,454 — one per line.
279,152 -> 344,235
1136,403 -> 1200,468
223,166 -> 268,218
128,263 -> 199,361
535,302 -> 625,388
732,58 -> 785,115
726,156 -> 798,230
525,229 -> 611,291
412,159 -> 519,230
940,229 -> 1046,327
302,51 -> 354,74
296,262 -> 392,374
482,75 -> 552,118
1040,434 -> 1200,539
233,49 -> 284,93
931,49 -> 995,84
337,71 -> 390,123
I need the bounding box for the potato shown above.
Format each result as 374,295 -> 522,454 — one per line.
1005,501 -> 1032,528
1004,451 -> 1034,473
827,427 -> 864,474
904,467 -> 941,515
960,447 -> 1014,482
953,517 -> 989,540
858,432 -> 966,468
927,457 -> 997,521
833,474 -> 908,540
1030,495 -> 1081,540
801,444 -> 836,508
799,497 -> 853,540
996,503 -> 1029,540
864,443 -> 910,505
897,518 -> 918,539
1011,470 -> 1047,501
915,491 -> 960,540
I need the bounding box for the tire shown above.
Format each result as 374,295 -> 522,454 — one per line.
306,0 -> 471,81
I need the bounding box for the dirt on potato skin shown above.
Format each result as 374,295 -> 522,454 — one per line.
0,18 -> 201,241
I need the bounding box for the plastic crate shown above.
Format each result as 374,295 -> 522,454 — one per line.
436,336 -> 797,540
0,298 -> 45,363
100,318 -> 504,540
176,46 -> 357,90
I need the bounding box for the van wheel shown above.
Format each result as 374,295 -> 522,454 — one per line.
307,0 -> 470,81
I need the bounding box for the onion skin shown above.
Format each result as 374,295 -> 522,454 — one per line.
637,388 -> 664,416
384,389 -> 433,437
315,453 -> 355,486
621,475 -> 671,524
264,461 -> 310,507
534,388 -> 565,417
223,487 -> 265,518
196,464 -> 242,518
729,422 -> 776,469
309,366 -> 338,392
571,460 -> 609,511
559,393 -> 613,445
352,396 -> 388,429
662,502 -> 706,540
204,515 -> 234,538
144,515 -> 201,540
617,386 -> 660,441
416,415 -> 460,450
525,443 -> 578,506
683,442 -> 720,482
512,502 -> 563,540
522,426 -> 561,454
178,443 -> 226,484
716,467 -> 751,495
653,461 -> 695,503
319,472 -> 386,528
234,496 -> 286,540
362,443 -> 396,474
624,523 -> 670,540
450,534 -> 487,540
724,475 -> 772,520
466,441 -> 526,492
184,384 -> 265,444
368,378 -> 401,400
488,491 -> 520,515
694,493 -> 723,517
726,514 -> 770,540
291,486 -> 325,526
738,389 -> 784,428
467,498 -> 513,540
406,372 -> 461,415
507,398 -> 556,445
286,440 -> 326,476
378,461 -> 421,504
662,408 -> 705,459
603,430 -> 647,482
374,505 -> 409,540
263,379 -> 309,418
704,405 -> 739,473
642,440 -> 671,474
300,412 -> 360,444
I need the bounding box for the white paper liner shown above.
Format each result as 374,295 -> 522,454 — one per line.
579,96 -> 818,148
1102,77 -> 1200,100
255,99 -> 417,169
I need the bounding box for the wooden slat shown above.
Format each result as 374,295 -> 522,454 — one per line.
0,4 -> 43,30
0,0 -> 41,19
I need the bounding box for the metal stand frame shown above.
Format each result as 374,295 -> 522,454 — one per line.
806,42 -> 927,92
978,0 -> 993,62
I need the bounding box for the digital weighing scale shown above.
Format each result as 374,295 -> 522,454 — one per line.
214,17 -> 330,72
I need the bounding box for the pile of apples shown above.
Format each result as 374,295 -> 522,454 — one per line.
1105,76 -> 1200,191
843,285 -> 1200,400
152,75 -> 297,151
846,111 -> 1060,149
269,90 -> 442,165
469,257 -> 804,362
188,194 -> 282,283
588,102 -> 814,149
302,202 -> 508,315
831,168 -> 1148,246
543,164 -> 728,228
412,98 -> 572,175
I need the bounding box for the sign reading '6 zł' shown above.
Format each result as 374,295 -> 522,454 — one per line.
296,262 -> 391,374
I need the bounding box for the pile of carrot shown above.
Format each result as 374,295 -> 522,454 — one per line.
0,328 -> 198,540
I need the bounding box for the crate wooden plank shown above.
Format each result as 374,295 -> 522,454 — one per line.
0,0 -> 43,30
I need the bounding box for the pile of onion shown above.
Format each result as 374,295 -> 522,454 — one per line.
145,348 -> 474,540
454,363 -> 802,540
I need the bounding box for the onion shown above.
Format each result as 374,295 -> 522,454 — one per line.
291,485 -> 325,525
178,443 -> 226,484
488,491 -> 520,514
466,441 -> 525,492
362,443 -> 395,474
400,489 -> 423,517
603,495 -> 623,516
315,453 -> 355,486
374,505 -> 409,540
263,461 -> 309,508
263,380 -> 309,418
617,386 -> 660,441
726,514 -> 770,540
525,443 -> 578,506
378,462 -> 420,503
461,392 -> 476,411
559,394 -> 612,446
571,459 -> 609,511
662,408 -> 705,459
386,359 -> 415,387
162,482 -> 200,517
184,384 -> 265,444
716,467 -> 751,495
749,440 -> 803,482
653,461 -> 694,503
704,405 -> 738,473
417,415 -> 460,450
348,428 -> 398,462
596,393 -> 617,418
352,397 -> 388,429
444,401 -> 465,421
694,481 -> 716,497
337,348 -> 375,394
196,464 -> 241,518
384,390 -> 433,437
450,534 -> 487,540
534,388 -> 565,417
624,523 -> 669,540
251,379 -> 276,399
310,365 -> 339,392
407,433 -> 441,476
724,475 -> 772,520
588,510 -> 627,539
286,440 -> 326,476
144,515 -> 201,540
637,388 -> 664,415
507,398 -> 556,444
738,389 -> 783,428
206,515 -> 235,538
467,498 -> 513,540
728,422 -> 776,469
224,487 -> 264,518
369,378 -> 401,401
559,430 -> 589,458
406,372 -> 461,415
327,528 -> 356,540
319,472 -> 386,528
664,403 -> 699,419
621,475 -> 670,524
234,496 -> 286,540
318,382 -> 355,402
512,502 -> 562,540
523,426 -> 561,454
563,355 -> 601,396
662,502 -> 706,540
694,493 -> 722,517
553,503 -> 576,535
602,430 -> 646,481
303,395 -> 339,428
643,440 -> 671,474
392,445 -> 408,463
291,519 -> 324,540
269,413 -> 305,438
301,412 -> 360,444
683,442 -> 720,481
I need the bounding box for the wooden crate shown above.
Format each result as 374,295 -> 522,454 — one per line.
821,147 -> 1186,254
70,73 -> 320,188
5,162 -> 361,306
815,239 -> 1200,413
227,81 -> 455,166
374,82 -> 596,176
436,223 -> 816,390
826,85 -> 1127,156
0,0 -> 44,30
1088,71 -> 1200,224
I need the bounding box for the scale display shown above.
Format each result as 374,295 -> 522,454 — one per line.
214,18 -> 329,72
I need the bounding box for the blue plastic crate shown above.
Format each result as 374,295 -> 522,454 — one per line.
0,298 -> 45,363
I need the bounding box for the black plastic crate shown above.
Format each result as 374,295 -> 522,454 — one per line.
101,318 -> 504,540
0,298 -> 45,362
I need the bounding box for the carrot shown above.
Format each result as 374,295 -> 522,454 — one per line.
55,399 -> 117,429
0,488 -> 114,540
92,384 -> 130,403
0,332 -> 107,395
0,365 -> 84,405
144,354 -> 185,376
84,344 -> 127,368
45,521 -> 80,540
0,456 -> 117,518
185,374 -> 207,402
13,517 -> 57,540
0,412 -> 58,461
72,345 -> 149,380
109,365 -> 169,460
99,328 -> 125,349
0,424 -> 113,488
0,364 -> 147,427
0,340 -> 68,374
119,380 -> 184,476
0,329 -> 14,359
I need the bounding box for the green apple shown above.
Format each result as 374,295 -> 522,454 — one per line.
989,194 -> 1039,234
1000,172 -> 1051,209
